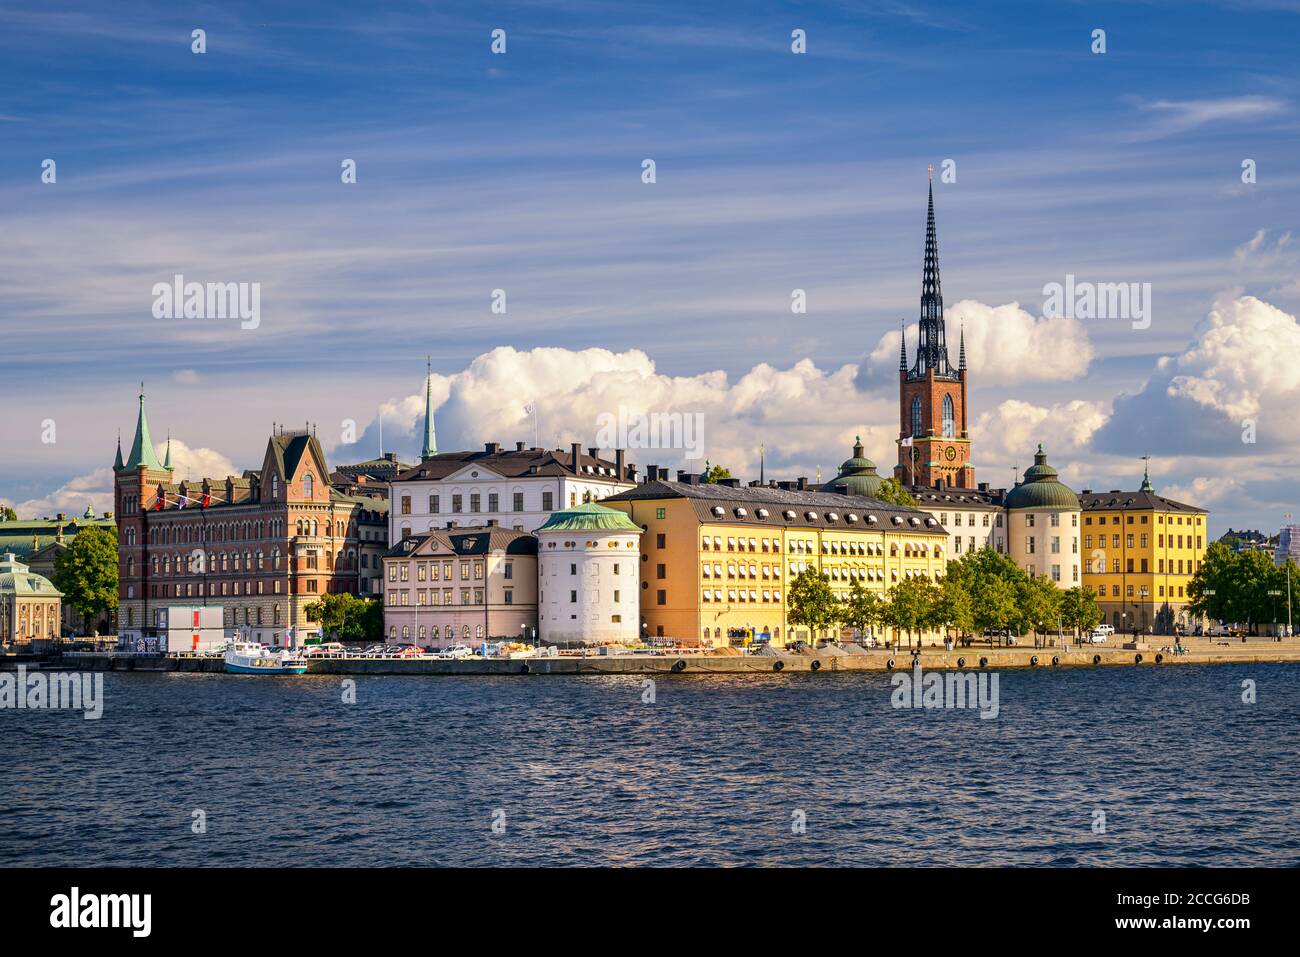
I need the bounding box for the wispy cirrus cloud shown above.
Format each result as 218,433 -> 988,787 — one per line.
1130,94 -> 1286,139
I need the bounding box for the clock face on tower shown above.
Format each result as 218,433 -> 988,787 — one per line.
945,446 -> 957,462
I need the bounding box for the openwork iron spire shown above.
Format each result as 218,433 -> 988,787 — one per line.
909,172 -> 956,380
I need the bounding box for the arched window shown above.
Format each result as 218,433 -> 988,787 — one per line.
271,475 -> 279,499
942,394 -> 955,438
911,395 -> 923,437
303,473 -> 314,498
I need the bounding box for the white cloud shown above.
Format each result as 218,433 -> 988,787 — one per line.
1134,95 -> 1286,139
1162,476 -> 1244,509
1165,295 -> 1300,421
972,398 -> 1110,474
868,300 -> 1094,381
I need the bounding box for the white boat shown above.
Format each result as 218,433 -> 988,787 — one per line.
223,641 -> 308,675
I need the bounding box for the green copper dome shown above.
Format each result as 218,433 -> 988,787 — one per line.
1005,444 -> 1079,510
536,501 -> 642,533
825,436 -> 887,498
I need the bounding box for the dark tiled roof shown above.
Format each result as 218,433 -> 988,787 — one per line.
394,447 -> 632,483
1079,490 -> 1207,514
603,481 -> 946,534
386,525 -> 537,558
904,485 -> 1006,508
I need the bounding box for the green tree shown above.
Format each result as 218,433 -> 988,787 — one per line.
839,580 -> 883,639
1060,585 -> 1103,641
305,593 -> 383,643
701,462 -> 732,484
52,526 -> 118,634
1189,544 -> 1284,633
0,505 -> 17,522
872,479 -> 919,508
886,576 -> 940,649
1018,574 -> 1062,645
787,569 -> 839,641
936,571 -> 975,643
945,547 -> 1027,642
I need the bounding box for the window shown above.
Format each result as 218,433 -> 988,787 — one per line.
942,394 -> 955,438
570,590 -> 577,603
303,473 -> 314,497
656,533 -> 666,549
401,495 -> 411,515
657,589 -> 666,606
452,494 -> 462,513
470,493 -> 480,513
504,562 -> 513,580
656,564 -> 666,580
488,493 -> 499,512
542,491 -> 554,511
504,590 -> 513,605
656,508 -> 666,520
430,495 -> 440,514
513,492 -> 524,512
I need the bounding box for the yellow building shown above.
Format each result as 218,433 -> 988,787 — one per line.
602,473 -> 948,647
1079,470 -> 1208,635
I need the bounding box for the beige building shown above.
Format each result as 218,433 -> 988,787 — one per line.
1004,446 -> 1082,586
536,503 -> 643,646
0,552 -> 63,645
383,526 -> 537,649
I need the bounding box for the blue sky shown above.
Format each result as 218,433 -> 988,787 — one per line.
1,0 -> 1297,535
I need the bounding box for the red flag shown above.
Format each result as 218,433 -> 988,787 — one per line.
201,493 -> 211,508
154,490 -> 165,510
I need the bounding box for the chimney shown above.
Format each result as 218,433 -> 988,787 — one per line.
615,448 -> 626,480
485,442 -> 501,454
588,447 -> 598,460
571,442 -> 583,474
487,519 -> 498,527
796,477 -> 807,491
56,512 -> 66,521
516,441 -> 525,452
1081,489 -> 1092,495
719,478 -> 740,488
978,482 -> 989,492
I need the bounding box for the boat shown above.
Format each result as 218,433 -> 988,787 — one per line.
223,641 -> 308,675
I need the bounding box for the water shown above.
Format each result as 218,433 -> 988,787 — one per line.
4,664 -> 1299,866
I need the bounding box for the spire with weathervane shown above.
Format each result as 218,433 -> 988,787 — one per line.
421,356 -> 438,459
1140,454 -> 1154,493
123,386 -> 165,473
909,165 -> 956,381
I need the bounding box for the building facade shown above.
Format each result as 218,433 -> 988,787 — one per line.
114,393 -> 389,646
1004,445 -> 1082,585
536,503 -> 642,646
603,474 -> 948,647
382,526 -> 537,649
0,551 -> 62,645
1080,469 -> 1208,634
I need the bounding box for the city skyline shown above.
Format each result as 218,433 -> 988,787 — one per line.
1,0 -> 1298,534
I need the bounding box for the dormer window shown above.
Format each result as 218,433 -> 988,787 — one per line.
805,511 -> 817,521
734,507 -> 747,517
756,508 -> 769,519
783,510 -> 795,520
826,512 -> 838,522
712,506 -> 725,516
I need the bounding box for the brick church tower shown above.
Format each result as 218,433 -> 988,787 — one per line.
113,389 -> 174,635
894,171 -> 974,490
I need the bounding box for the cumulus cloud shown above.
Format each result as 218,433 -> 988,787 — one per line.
332,346 -> 895,481
1162,476 -> 1245,509
1,440 -> 237,521
972,398 -> 1110,474
866,300 -> 1094,382
1094,294 -> 1300,455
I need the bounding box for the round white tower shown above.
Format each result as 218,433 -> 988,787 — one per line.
536,502 -> 642,646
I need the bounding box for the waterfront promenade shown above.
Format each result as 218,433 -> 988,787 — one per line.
29,635 -> 1300,675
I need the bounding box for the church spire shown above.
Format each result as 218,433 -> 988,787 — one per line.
898,319 -> 907,372
163,431 -> 173,471
421,357 -> 438,459
1140,454 -> 1154,493
959,321 -> 967,371
909,169 -> 954,380
114,430 -> 124,471
123,386 -> 164,472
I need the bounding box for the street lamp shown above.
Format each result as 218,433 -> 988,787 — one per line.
1203,589 -> 1216,641
1268,590 -> 1283,640
1138,585 -> 1150,635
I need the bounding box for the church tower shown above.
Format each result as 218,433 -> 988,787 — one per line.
114,388 -> 173,635
894,169 -> 974,489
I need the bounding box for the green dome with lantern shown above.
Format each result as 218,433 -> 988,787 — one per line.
824,436 -> 887,498
1004,444 -> 1080,510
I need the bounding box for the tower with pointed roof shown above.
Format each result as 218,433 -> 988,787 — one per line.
894,169 -> 973,490
114,388 -> 174,634
421,357 -> 438,459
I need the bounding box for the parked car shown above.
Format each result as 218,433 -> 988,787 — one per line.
442,644 -> 475,659
1086,630 -> 1109,644
303,641 -> 347,658
392,645 -> 424,658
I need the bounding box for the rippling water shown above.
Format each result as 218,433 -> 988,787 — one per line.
4,664 -> 1299,866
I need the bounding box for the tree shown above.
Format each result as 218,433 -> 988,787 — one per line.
1018,574 -> 1062,644
787,569 -> 839,641
872,479 -> 918,508
839,580 -> 883,639
946,547 -> 1027,642
701,463 -> 732,484
1061,585 -> 1103,641
1189,544 -> 1286,633
52,526 -> 119,635
936,572 -> 975,643
886,576 -> 940,649
305,593 -> 383,643
0,505 -> 17,522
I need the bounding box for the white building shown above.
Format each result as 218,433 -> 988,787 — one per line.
536,503 -> 642,646
1004,445 -> 1082,585
388,370 -> 636,541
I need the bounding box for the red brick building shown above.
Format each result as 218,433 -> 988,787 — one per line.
894,177 -> 975,490
114,393 -> 387,646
